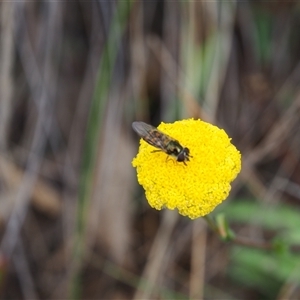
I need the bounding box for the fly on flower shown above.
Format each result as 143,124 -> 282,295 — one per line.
132,121 -> 191,165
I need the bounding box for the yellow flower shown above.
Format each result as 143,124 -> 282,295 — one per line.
132,119 -> 241,219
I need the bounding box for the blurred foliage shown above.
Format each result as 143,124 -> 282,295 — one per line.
223,200 -> 300,241
229,245 -> 300,299
220,200 -> 300,299
73,1 -> 134,298
0,0 -> 300,299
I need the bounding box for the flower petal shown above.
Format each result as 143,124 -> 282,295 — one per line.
132,119 -> 241,219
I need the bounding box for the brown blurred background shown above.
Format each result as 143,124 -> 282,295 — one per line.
0,1 -> 300,299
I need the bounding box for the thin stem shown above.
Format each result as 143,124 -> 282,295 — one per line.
231,236 -> 273,251
205,213 -> 272,249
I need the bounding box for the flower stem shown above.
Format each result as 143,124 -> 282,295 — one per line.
204,214 -> 274,251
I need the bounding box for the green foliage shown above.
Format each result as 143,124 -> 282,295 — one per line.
253,10 -> 273,66
182,32 -> 218,100
221,200 -> 300,298
229,246 -> 300,298
222,200 -> 300,245
71,1 -> 135,299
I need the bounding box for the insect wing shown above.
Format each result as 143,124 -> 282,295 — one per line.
132,121 -> 167,150
132,122 -> 155,137
132,121 -> 191,164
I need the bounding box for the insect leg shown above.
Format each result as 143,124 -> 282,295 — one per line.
151,150 -> 162,153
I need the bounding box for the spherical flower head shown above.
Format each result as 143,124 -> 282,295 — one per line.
132,119 -> 241,219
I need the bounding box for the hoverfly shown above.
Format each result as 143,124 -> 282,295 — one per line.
132,121 -> 191,165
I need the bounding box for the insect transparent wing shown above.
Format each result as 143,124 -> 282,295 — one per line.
132,121 -> 166,150
132,122 -> 156,137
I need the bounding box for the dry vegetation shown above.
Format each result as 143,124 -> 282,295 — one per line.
0,1 -> 300,299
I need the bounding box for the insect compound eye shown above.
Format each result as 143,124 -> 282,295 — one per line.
176,148 -> 190,163
177,154 -> 182,162
177,152 -> 185,162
